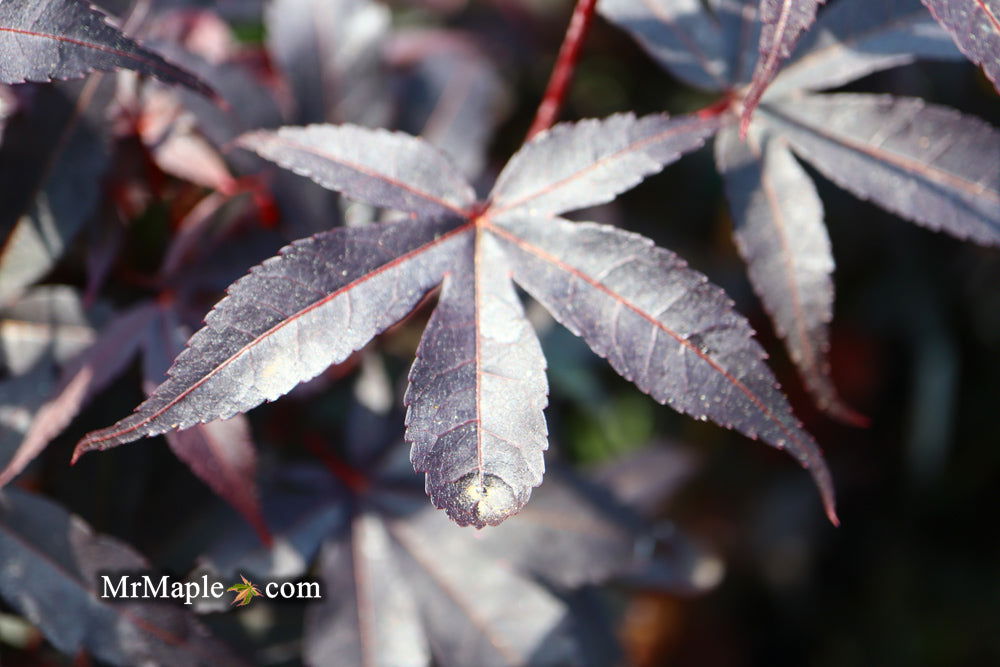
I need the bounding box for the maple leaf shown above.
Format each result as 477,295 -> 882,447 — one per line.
742,0 -> 828,132
0,487 -> 245,665
0,204 -> 278,544
0,0 -> 213,94
227,574 -> 262,607
0,287 -> 101,472
921,0 -> 1000,93
601,0 -> 1000,422
199,406 -> 715,665
0,79 -> 114,305
73,110 -> 840,529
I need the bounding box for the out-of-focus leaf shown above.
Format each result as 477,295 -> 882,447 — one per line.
589,441 -> 698,516
388,29 -> 510,180
0,488 -> 244,665
767,0 -> 961,96
715,0 -> 764,87
158,192 -> 233,280
490,113 -> 719,218
388,509 -> 581,667
304,513 -> 429,667
0,80 -> 113,304
145,40 -> 283,149
0,0 -> 213,94
0,286 -> 96,377
763,94 -> 1000,246
83,204 -> 125,306
204,398 -> 715,663
143,307 -> 269,544
716,124 -> 863,423
405,242 -> 548,527
81,116 -> 833,526
137,90 -> 235,191
922,0 -> 1000,92
597,0 -> 731,90
0,303 -> 158,486
200,465 -> 349,580
489,215 -> 838,523
0,371 -> 52,473
0,83 -> 13,137
468,464 -> 652,587
266,0 -> 391,125
598,0 -> 762,90
741,0 -> 827,132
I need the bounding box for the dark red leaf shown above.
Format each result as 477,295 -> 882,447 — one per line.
79,115 -> 835,527
0,303 -> 158,486
763,94 -> 1000,246
488,215 -> 838,524
143,308 -> 270,545
489,112 -> 719,218
405,236 -> 548,528
0,0 -> 213,94
0,488 -> 245,665
741,0 -> 827,133
716,124 -> 864,424
75,216 -> 469,456
922,0 -> 1000,92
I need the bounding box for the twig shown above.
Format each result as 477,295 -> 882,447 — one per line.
525,0 -> 599,141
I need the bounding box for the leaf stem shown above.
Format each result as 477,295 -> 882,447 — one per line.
304,435 -> 370,494
525,0 -> 598,141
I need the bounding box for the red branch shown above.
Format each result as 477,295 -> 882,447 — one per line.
525,0 -> 599,141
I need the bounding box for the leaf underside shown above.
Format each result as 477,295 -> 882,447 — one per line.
0,80 -> 112,305
0,0 -> 212,94
142,309 -> 270,544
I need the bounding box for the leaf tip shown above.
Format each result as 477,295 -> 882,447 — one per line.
69,443 -> 88,466
826,503 -> 840,528
437,472 -> 525,528
828,402 -> 870,429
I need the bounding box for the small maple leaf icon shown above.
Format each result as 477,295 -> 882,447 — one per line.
227,575 -> 262,607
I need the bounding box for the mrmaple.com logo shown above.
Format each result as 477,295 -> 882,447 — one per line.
100,573 -> 321,607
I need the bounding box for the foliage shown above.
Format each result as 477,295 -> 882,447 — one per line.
0,0 -> 996,664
